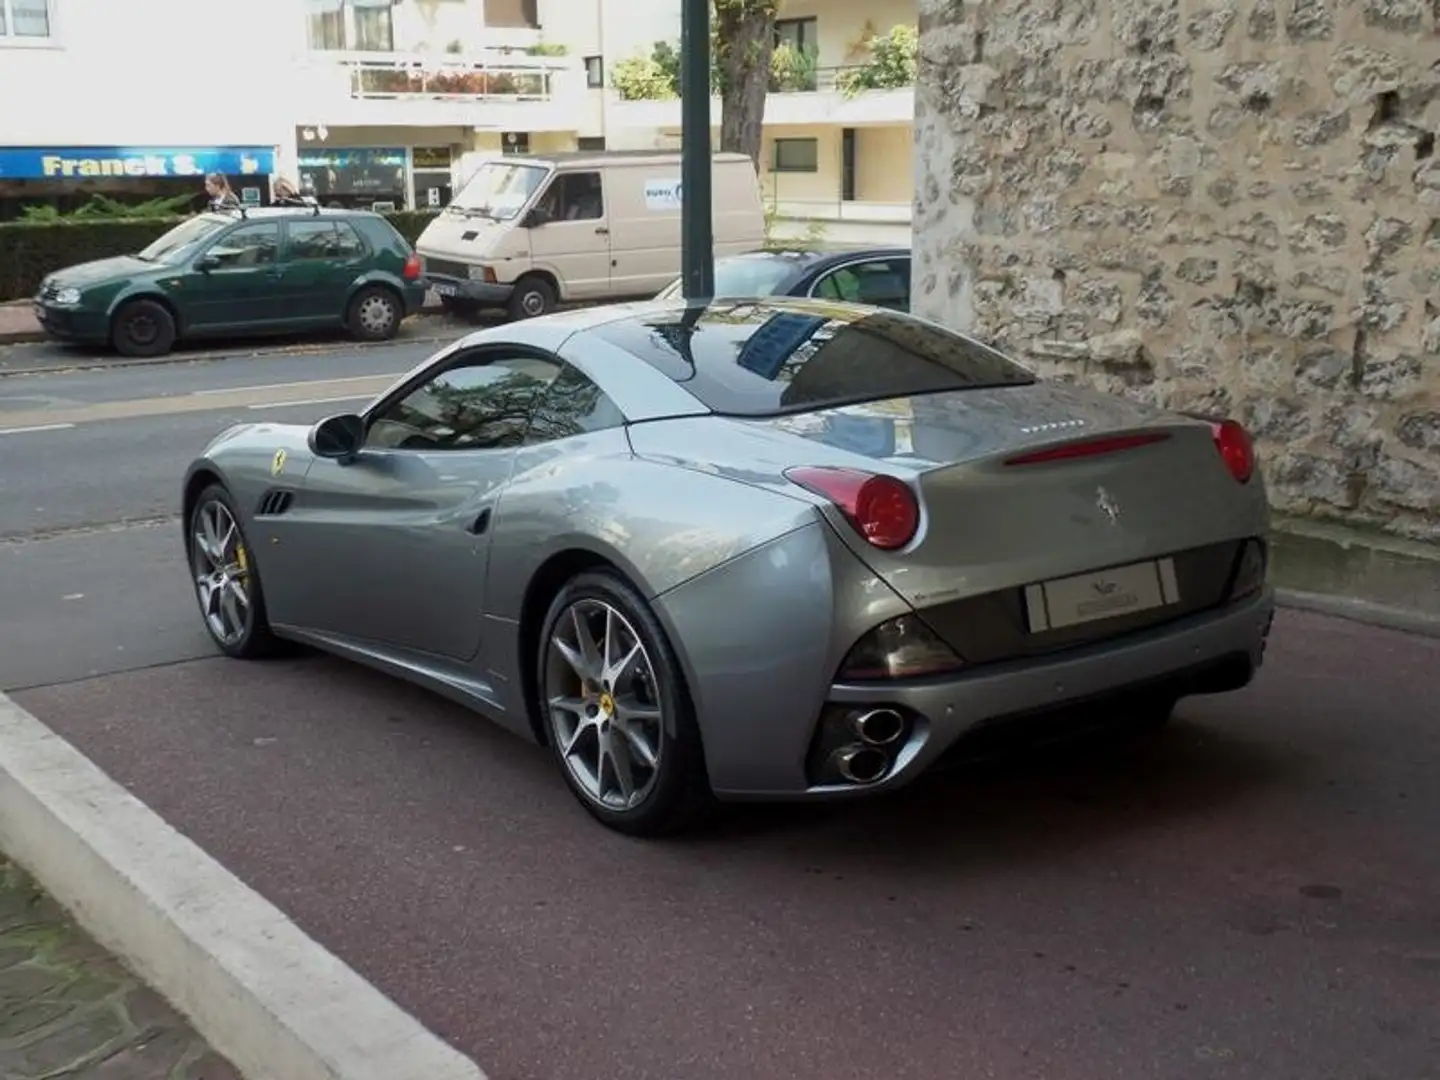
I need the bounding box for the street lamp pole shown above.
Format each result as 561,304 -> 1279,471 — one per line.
679,0 -> 714,299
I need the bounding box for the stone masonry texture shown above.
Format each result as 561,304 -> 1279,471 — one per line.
0,857 -> 240,1080
912,0 -> 1440,539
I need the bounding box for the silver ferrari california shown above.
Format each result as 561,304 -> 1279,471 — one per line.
182,298 -> 1275,835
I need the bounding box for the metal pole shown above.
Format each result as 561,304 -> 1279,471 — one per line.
680,0 -> 714,299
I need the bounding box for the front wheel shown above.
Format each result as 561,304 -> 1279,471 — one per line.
506,276 -> 555,321
538,571 -> 714,837
347,285 -> 402,342
111,299 -> 176,358
188,484 -> 280,659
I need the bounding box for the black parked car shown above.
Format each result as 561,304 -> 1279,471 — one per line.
655,247 -> 911,311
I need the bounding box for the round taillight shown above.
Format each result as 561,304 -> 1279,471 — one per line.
854,475 -> 920,549
1212,419 -> 1254,483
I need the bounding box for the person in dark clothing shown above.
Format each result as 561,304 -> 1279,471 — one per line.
204,173 -> 241,210
272,176 -> 316,207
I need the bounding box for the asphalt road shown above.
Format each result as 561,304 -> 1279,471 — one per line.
2,343 -> 1438,1080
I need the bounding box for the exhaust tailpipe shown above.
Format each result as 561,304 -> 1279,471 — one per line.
850,708 -> 906,747
832,744 -> 889,784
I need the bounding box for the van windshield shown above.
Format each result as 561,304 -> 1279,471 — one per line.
450,161 -> 548,220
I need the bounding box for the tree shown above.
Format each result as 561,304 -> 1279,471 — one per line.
711,0 -> 779,170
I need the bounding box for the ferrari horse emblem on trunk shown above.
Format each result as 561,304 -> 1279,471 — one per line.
1096,486 -> 1120,524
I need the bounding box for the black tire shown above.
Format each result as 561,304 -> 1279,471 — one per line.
111,298 -> 176,358
439,295 -> 482,319
506,275 -> 556,321
187,484 -> 282,660
537,570 -> 715,837
346,285 -> 403,342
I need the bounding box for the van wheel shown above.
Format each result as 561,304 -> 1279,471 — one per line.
507,276 -> 555,321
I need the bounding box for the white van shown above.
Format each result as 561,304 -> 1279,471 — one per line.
416,150 -> 766,320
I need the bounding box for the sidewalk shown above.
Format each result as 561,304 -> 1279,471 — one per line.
0,856 -> 238,1079
0,301 -> 43,345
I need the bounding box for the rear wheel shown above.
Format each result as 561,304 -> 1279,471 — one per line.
188,484 -> 280,660
111,299 -> 176,358
538,570 -> 714,837
347,285 -> 402,342
507,275 -> 555,321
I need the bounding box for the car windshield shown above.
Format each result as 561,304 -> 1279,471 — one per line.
449,160 -> 548,220
136,215 -> 229,263
589,300 -> 1035,417
656,253 -> 809,300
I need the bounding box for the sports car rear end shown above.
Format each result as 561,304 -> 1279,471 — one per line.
589,300 -> 1274,800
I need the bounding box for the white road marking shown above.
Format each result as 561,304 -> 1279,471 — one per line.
0,422 -> 75,436
190,373 -> 403,397
246,394 -> 374,410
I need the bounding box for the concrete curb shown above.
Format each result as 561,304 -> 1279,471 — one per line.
1274,588 -> 1440,639
0,691 -> 487,1080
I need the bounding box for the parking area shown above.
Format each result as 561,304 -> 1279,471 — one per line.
11,604 -> 1440,1080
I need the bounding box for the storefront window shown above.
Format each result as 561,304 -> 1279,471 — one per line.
2,0 -> 54,39
298,147 -> 407,209
306,0 -> 394,52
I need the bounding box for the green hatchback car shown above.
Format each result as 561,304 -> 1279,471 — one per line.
32,206 -> 428,358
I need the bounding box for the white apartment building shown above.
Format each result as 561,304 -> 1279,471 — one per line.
0,0 -> 915,237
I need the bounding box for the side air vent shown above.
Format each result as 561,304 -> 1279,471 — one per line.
256,489 -> 294,517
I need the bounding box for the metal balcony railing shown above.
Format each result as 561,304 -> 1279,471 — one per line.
323,51 -> 573,101
769,64 -> 915,96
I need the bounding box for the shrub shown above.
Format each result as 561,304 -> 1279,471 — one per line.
836,25 -> 918,97
0,209 -> 442,302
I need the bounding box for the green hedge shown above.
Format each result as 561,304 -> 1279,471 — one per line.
0,209 -> 442,302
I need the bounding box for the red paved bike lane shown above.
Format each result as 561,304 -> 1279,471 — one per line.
13,609 -> 1440,1080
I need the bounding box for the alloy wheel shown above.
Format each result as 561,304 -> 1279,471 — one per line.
544,599 -> 665,811
191,500 -> 252,646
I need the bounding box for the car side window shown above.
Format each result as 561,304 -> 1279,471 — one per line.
538,172 -> 604,222
525,363 -> 625,445
812,260 -> 909,310
287,220 -> 366,261
365,352 -> 561,452
207,222 -> 280,268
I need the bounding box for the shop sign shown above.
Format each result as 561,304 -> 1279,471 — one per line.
0,146 -> 277,181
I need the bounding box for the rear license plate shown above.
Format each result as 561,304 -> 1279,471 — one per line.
432,283 -> 458,297
1024,558 -> 1179,632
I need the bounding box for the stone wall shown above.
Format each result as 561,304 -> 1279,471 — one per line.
912,0 -> 1440,539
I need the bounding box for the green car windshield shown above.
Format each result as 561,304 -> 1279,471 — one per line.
136,216 -> 230,263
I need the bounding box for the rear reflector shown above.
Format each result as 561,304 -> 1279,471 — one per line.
785,466 -> 920,550
1003,431 -> 1171,467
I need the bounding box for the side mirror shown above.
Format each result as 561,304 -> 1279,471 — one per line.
195,255 -> 220,272
523,207 -> 550,228
308,413 -> 366,461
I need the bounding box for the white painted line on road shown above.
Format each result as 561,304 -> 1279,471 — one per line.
190,373 -> 404,397
247,394 -> 374,410
0,691 -> 488,1080
0,422 -> 75,436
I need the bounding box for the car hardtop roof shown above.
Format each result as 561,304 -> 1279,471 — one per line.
495,149 -> 754,170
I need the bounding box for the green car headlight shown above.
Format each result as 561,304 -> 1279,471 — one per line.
53,287 -> 81,305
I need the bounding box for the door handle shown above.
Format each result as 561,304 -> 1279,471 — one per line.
466,508 -> 491,535
594,226 -> 609,235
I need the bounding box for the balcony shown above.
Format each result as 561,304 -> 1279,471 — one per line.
293,49 -> 592,131
606,64 -> 914,130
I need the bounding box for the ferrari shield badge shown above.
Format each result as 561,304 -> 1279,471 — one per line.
271,448 -> 287,477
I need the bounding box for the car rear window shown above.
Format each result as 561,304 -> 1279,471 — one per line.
658,254 -> 809,300
585,300 -> 1035,417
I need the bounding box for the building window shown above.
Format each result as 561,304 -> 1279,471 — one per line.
577,136 -> 606,151
503,132 -> 531,156
306,0 -> 394,52
484,0 -> 538,29
584,55 -> 603,89
774,17 -> 817,52
1,0 -> 53,41
772,138 -> 819,173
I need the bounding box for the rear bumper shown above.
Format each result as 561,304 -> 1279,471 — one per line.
424,274 -> 513,306
31,301 -> 108,344
715,588 -> 1276,800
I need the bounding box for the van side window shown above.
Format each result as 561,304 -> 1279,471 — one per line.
541,172 -> 604,222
